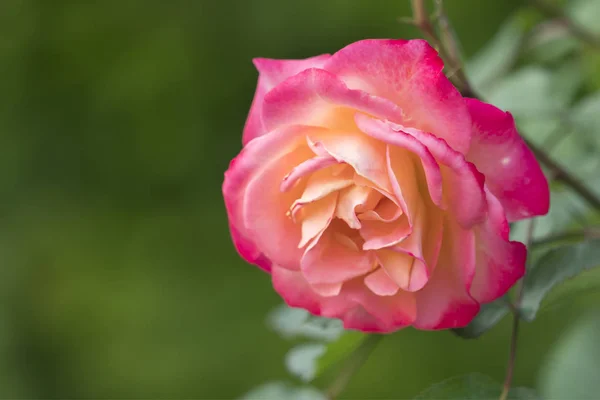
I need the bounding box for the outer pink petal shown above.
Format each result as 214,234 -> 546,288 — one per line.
261,68 -> 404,133
271,265 -> 329,316
227,221 -> 272,272
466,98 -> 550,222
272,266 -> 416,333
243,55 -> 330,145
324,39 -> 472,154
224,125 -> 323,271
343,279 -> 417,332
470,189 -> 527,303
271,266 -> 397,332
413,215 -> 479,330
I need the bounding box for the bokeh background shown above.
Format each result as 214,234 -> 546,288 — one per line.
1,0 -> 599,398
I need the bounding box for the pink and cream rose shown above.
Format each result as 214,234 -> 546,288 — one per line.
223,39 -> 549,333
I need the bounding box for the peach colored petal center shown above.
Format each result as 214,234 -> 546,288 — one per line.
277,123 -> 444,298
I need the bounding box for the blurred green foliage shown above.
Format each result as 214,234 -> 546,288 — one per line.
1,0 -> 599,398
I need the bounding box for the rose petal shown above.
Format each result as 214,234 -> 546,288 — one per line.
272,264 -> 416,332
344,279 -> 417,332
272,265 -> 349,316
466,98 -> 550,222
262,68 -> 404,133
470,189 -> 527,303
291,165 -> 354,218
364,267 -> 400,296
224,125 -> 324,270
280,154 -> 339,192
307,130 -> 392,194
335,185 -> 382,229
375,249 -> 413,290
311,282 -> 343,297
413,215 -> 479,330
298,192 -> 338,248
360,217 -> 411,251
243,55 -> 330,145
300,229 -> 374,285
389,122 -> 487,228
358,197 -> 402,222
355,114 -> 443,208
324,39 -> 472,154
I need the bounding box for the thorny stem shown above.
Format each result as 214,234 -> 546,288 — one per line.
325,334 -> 383,400
499,312 -> 520,400
499,220 -> 535,400
406,0 -> 600,211
408,0 -> 475,96
529,0 -> 600,49
433,0 -> 477,98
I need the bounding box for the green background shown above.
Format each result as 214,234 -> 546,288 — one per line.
0,0 -> 596,398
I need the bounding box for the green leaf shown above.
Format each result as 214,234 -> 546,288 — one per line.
523,21 -> 578,64
239,381 -> 326,400
413,374 -> 540,399
466,14 -> 524,90
519,239 -> 600,321
550,60 -> 584,106
572,92 -> 600,150
582,47 -> 600,90
510,188 -> 590,242
484,67 -> 565,118
285,343 -> 326,382
568,0 -> 600,36
267,304 -> 344,342
285,331 -> 367,382
539,311 -> 600,400
452,297 -> 510,339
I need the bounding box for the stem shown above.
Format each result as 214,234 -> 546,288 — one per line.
433,0 -> 477,98
499,219 -> 535,400
529,0 -> 600,49
408,0 -> 473,95
325,334 -> 383,400
499,313 -> 520,400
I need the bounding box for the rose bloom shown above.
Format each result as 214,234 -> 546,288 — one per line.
223,39 -> 549,333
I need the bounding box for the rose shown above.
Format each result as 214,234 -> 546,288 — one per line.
223,39 -> 549,333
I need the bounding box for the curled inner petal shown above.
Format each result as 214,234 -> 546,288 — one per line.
336,185 -> 382,229
280,154 -> 338,192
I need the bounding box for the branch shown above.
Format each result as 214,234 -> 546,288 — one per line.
499,219 -> 535,400
529,0 -> 600,49
407,0 -> 474,95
